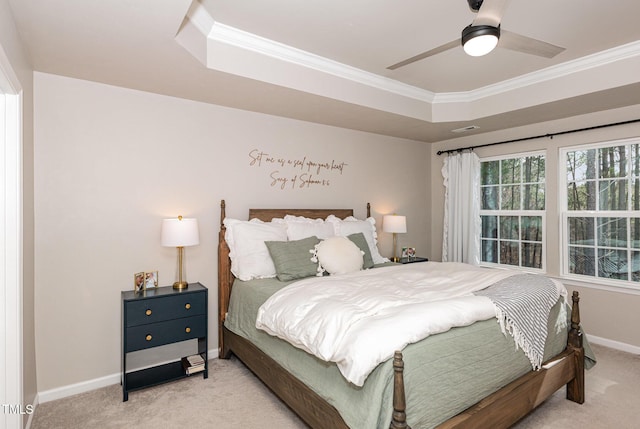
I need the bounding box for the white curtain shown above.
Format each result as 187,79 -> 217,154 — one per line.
441,151 -> 481,264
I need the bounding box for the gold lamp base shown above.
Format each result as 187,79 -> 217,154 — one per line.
173,246 -> 189,290
173,281 -> 189,290
391,233 -> 399,263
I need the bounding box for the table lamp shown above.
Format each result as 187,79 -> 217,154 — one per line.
383,214 -> 407,263
161,215 -> 199,289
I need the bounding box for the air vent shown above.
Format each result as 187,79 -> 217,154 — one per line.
451,125 -> 480,133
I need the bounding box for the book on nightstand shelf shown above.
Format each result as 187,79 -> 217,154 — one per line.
182,354 -> 205,375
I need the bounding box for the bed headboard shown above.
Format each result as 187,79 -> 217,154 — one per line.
217,199 -> 370,356
249,207 -> 355,222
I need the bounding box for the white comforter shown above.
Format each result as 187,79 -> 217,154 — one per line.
255,262 -> 521,386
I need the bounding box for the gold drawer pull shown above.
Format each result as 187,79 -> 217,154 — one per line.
185,303 -> 191,310
185,327 -> 191,333
145,309 -> 152,316
145,334 -> 152,341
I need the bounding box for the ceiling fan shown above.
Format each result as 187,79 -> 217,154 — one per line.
387,0 -> 565,70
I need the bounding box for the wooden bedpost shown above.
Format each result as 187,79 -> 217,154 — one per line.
367,202 -> 371,218
566,291 -> 585,403
390,351 -> 411,429
218,199 -> 233,359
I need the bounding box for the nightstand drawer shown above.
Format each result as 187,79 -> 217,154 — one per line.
125,292 -> 205,327
125,314 -> 206,352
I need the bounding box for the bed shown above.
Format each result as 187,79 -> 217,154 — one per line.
217,200 -> 588,429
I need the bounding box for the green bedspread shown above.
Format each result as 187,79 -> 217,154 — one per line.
224,268 -> 590,429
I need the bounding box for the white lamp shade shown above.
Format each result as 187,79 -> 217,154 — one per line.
383,215 -> 407,233
161,217 -> 200,247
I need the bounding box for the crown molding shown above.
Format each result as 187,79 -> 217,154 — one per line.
185,0 -> 215,36
207,22 -> 436,103
176,3 -> 640,125
208,21 -> 640,107
435,40 -> 640,103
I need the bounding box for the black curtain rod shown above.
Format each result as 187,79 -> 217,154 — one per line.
436,118 -> 640,156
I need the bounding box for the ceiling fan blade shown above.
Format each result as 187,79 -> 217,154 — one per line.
500,29 -> 565,58
387,39 -> 459,70
472,0 -> 510,27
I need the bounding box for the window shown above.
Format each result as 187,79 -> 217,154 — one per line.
561,139 -> 640,288
480,152 -> 545,271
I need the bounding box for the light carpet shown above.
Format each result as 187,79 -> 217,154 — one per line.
30,344 -> 638,428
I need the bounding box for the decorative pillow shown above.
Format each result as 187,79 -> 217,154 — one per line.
326,215 -> 388,264
265,236 -> 321,281
283,215 -> 335,241
347,233 -> 374,269
223,218 -> 288,281
310,236 -> 364,276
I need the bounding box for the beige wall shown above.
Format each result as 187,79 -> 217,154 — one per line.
0,0 -> 37,424
430,105 -> 640,349
30,54 -> 640,396
33,72 -> 430,392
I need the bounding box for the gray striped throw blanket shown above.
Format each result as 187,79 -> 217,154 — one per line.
475,274 -> 562,370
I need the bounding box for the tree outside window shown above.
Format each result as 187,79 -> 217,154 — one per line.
563,140 -> 640,287
480,153 -> 545,270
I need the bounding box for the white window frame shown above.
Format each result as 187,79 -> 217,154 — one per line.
559,138 -> 640,291
479,150 -> 547,273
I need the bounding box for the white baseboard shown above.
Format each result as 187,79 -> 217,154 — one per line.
37,349 -> 220,404
38,372 -> 121,404
587,334 -> 640,354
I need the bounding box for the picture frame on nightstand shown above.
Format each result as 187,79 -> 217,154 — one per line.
134,272 -> 145,293
401,247 -> 416,259
134,271 -> 159,292
144,271 -> 158,289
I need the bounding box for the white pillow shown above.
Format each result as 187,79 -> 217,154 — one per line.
223,218 -> 288,281
311,237 -> 364,276
284,215 -> 323,222
326,215 -> 389,264
283,215 -> 335,240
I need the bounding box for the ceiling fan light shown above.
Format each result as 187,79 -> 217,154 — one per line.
462,25 -> 500,57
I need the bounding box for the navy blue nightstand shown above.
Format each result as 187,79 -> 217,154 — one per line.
398,257 -> 429,264
121,283 -> 208,401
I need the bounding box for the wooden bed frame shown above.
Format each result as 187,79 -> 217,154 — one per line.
217,200 -> 585,429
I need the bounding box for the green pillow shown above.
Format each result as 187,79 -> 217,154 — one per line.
265,236 -> 321,281
347,233 -> 374,269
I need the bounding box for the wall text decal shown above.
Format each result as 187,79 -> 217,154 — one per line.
248,149 -> 348,190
